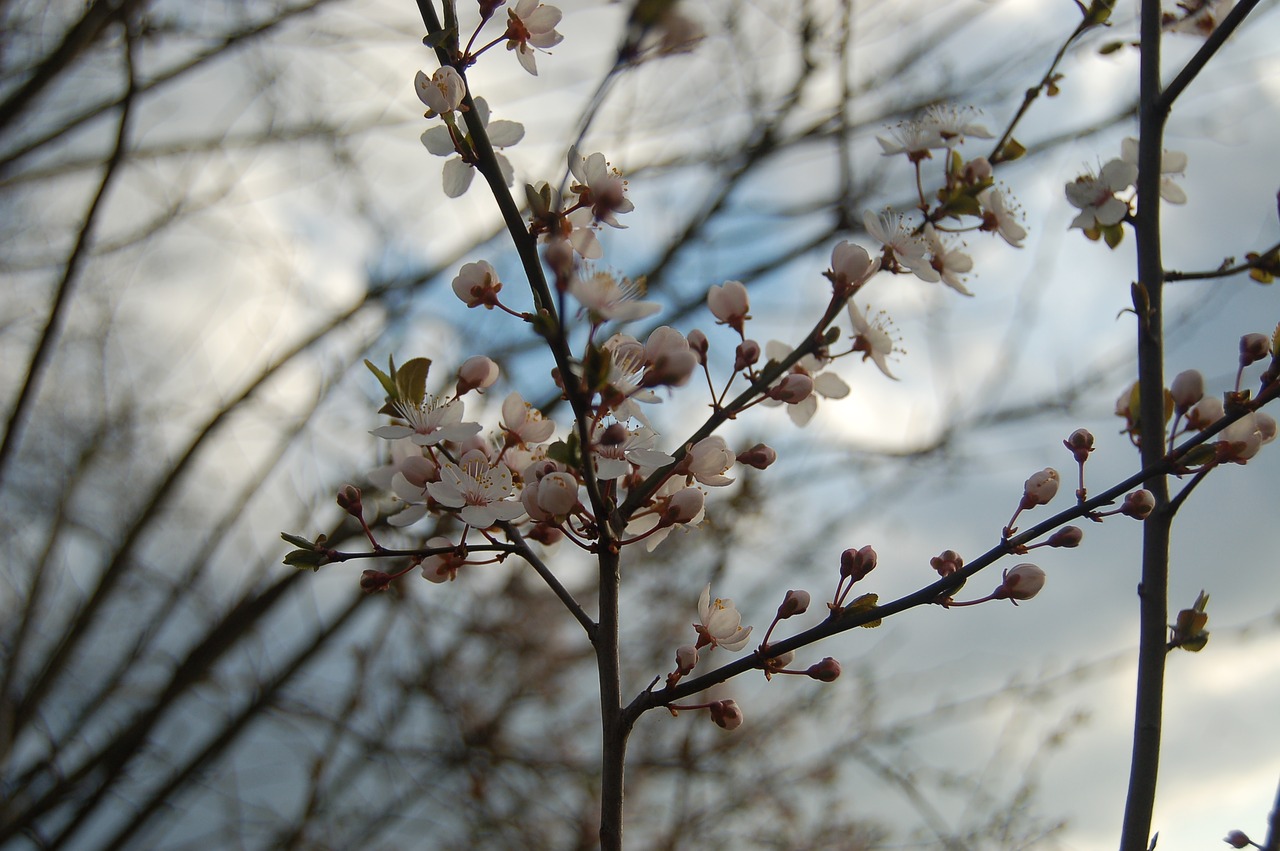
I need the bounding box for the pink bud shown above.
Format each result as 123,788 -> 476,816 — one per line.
1063,429 -> 1094,463
829,241 -> 879,294
930,549 -> 963,577
806,657 -> 841,682
997,563 -> 1045,602
769,373 -> 813,404
964,156 -> 993,182
1021,468 -> 1060,509
675,645 -> 699,675
840,545 -> 877,581
686,329 -> 709,364
1187,395 -> 1225,430
1169,369 -> 1204,412
1240,333 -> 1270,367
360,570 -> 393,594
737,443 -> 777,470
665,488 -> 705,524
456,355 -> 500,395
777,589 -> 811,619
1047,525 -> 1083,548
709,699 -> 743,731
1224,830 -> 1252,848
734,339 -> 761,372
536,471 -> 579,516
336,484 -> 363,517
707,280 -> 750,332
1121,489 -> 1155,519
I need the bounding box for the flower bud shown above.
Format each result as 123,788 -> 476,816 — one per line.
360,569 -> 393,594
963,156 -> 993,183
1187,395 -> 1225,429
777,589 -> 811,619
665,487 -> 705,524
769,372 -> 813,404
452,260 -> 502,308
709,699 -> 743,731
997,563 -> 1045,602
806,657 -> 841,682
686,328 -> 709,364
840,545 -> 877,581
734,339 -> 761,372
1169,369 -> 1204,413
1121,489 -> 1155,519
1224,830 -> 1252,848
1063,429 -> 1094,464
1047,525 -> 1083,548
707,280 -> 750,333
930,549 -> 963,577
1240,332 -> 1269,367
675,645 -> 699,675
829,241 -> 878,294
336,484 -> 363,517
1021,468 -> 1060,509
456,355 -> 500,395
737,443 -> 777,470
536,471 -> 580,517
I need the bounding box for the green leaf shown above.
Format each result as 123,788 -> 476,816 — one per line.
847,593 -> 882,628
395,357 -> 432,407
422,27 -> 456,50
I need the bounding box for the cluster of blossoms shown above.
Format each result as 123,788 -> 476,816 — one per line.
868,104 -> 1028,297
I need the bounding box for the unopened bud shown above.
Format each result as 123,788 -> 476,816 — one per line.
336,485 -> 363,517
1223,830 -> 1251,848
1121,489 -> 1156,519
360,569 -> 393,594
1169,369 -> 1204,412
686,329 -> 709,364
1047,525 -> 1083,548
806,657 -> 841,682
1187,395 -> 1225,429
1021,468 -> 1060,509
840,545 -> 878,581
675,645 -> 699,675
734,339 -> 761,372
997,563 -> 1045,602
664,487 -> 705,524
777,589 -> 811,619
737,443 -> 777,470
930,549 -> 963,576
456,355 -> 500,395
709,698 -> 743,731
1240,333 -> 1269,367
1063,429 -> 1094,464
769,372 -> 813,404
598,422 -> 629,446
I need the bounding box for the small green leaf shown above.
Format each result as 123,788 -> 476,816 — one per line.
1103,223 -> 1125,249
992,138 -> 1026,165
422,27 -> 456,50
846,593 -> 882,627
395,357 -> 432,407
365,358 -> 398,399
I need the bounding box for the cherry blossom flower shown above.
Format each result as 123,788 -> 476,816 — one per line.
1187,395 -> 1225,430
452,260 -> 502,308
1218,412 -> 1276,463
456,356 -> 499,395
978,187 -> 1027,247
371,396 -> 482,447
569,148 -> 634,227
421,98 -> 524,197
641,326 -> 698,388
376,454 -> 440,527
695,584 -> 752,651
923,224 -> 974,295
709,699 -> 743,730
1066,159 -> 1137,230
501,391 -> 556,447
921,104 -> 993,148
876,118 -> 940,160
569,267 -> 661,323
504,0 -> 563,76
591,422 -> 672,479
428,448 -> 526,528
1120,137 -> 1188,204
682,435 -> 735,486
847,303 -> 899,380
997,563 -> 1046,602
420,536 -> 466,583
414,66 -> 466,115
600,333 -> 661,424
763,341 -> 850,426
863,209 -> 932,278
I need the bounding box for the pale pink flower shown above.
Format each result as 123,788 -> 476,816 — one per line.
504,0 -> 564,76
456,356 -> 499,395
1120,138 -> 1188,204
421,98 -> 523,197
684,435 -> 735,487
863,209 -> 933,278
420,536 -> 466,583
371,396 -> 482,447
923,225 -> 974,294
695,584 -> 752,652
921,104 -> 993,148
592,422 -> 672,479
641,326 -> 698,388
414,66 -> 466,115
569,267 -> 661,323
847,303 -> 899,380
978,187 -> 1027,248
501,391 -> 556,446
707,280 -> 751,333
763,341 -> 849,426
569,148 -> 634,227
428,449 -> 526,528
876,119 -> 940,160
452,260 -> 502,308
1066,159 -> 1137,230
829,241 -> 879,293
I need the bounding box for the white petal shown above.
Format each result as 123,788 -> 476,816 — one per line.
443,158 -> 476,197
